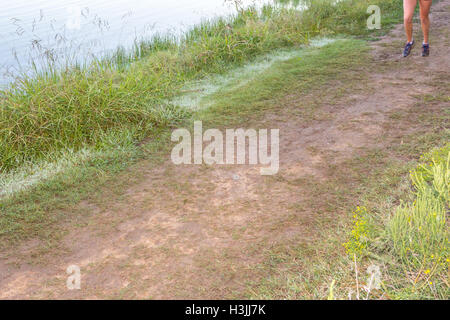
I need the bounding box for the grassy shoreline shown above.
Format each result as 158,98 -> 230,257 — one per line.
0,0 -> 403,173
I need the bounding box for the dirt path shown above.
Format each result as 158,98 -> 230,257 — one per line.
0,1 -> 449,299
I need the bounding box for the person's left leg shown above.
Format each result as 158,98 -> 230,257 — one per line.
403,0 -> 417,57
419,0 -> 432,44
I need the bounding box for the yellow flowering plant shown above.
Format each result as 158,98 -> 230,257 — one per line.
343,206 -> 371,258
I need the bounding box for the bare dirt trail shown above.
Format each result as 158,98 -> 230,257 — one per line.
0,1 -> 449,299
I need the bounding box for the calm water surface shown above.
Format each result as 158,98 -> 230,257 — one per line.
1,0 -> 280,85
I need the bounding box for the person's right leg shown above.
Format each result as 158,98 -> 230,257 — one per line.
404,0 -> 418,43
419,0 -> 432,44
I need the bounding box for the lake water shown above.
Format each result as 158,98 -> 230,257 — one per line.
1,0 -> 291,86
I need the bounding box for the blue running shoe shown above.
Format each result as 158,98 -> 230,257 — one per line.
422,43 -> 430,57
403,40 -> 415,57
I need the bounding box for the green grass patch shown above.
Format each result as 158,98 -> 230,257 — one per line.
343,145 -> 449,299
386,146 -> 449,299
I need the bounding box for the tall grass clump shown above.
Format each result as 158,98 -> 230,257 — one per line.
0,0 -> 404,173
344,145 -> 449,299
386,146 -> 449,298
